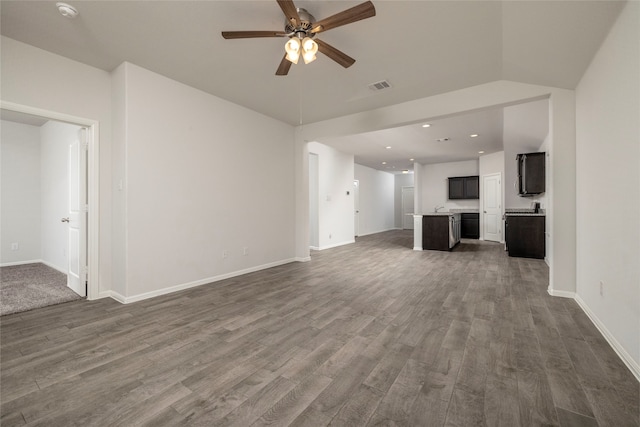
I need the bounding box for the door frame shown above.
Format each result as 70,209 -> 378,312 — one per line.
2,101 -> 100,300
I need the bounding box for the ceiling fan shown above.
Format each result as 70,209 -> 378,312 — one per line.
221,0 -> 376,76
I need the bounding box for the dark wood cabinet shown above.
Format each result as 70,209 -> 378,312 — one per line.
464,176 -> 479,199
461,213 -> 479,239
422,216 -> 450,251
448,176 -> 479,200
505,215 -> 545,259
448,178 -> 464,199
517,152 -> 545,196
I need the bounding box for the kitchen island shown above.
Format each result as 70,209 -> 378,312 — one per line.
413,213 -> 461,251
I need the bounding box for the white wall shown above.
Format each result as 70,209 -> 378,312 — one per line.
1,120 -> 41,264
40,121 -> 82,273
479,150 -> 505,241
1,36 -> 113,296
354,164 -> 395,236
576,1 -> 639,374
308,142 -> 355,250
419,159 -> 480,213
309,153 -> 319,249
113,62 -> 296,300
394,173 -> 414,228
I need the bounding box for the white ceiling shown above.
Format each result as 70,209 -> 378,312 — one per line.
318,98 -> 549,172
0,1 -> 624,171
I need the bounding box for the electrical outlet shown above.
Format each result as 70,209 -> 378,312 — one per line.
11,242 -> 19,251
599,280 -> 604,296
242,247 -> 248,256
222,250 -> 228,259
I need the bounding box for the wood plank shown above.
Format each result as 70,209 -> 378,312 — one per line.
484,373 -> 521,427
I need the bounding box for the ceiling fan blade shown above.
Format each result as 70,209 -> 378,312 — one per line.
277,0 -> 301,27
276,54 -> 292,76
222,31 -> 287,39
315,39 -> 356,68
310,1 -> 376,34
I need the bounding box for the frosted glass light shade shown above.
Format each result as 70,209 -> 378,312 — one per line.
301,37 -> 318,64
285,38 -> 301,64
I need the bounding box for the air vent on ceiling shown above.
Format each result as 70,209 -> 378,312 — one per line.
368,80 -> 392,91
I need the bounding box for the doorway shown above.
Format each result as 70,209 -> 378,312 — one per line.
401,186 -> 414,230
0,102 -> 99,301
482,173 -> 502,242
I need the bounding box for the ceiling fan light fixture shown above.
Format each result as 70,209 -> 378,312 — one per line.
301,37 -> 318,64
285,38 -> 301,64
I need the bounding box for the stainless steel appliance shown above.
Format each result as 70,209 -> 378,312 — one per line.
449,214 -> 461,248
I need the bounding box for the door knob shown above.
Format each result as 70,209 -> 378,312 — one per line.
61,217 -> 70,223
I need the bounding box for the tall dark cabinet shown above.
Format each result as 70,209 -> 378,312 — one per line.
517,152 -> 545,196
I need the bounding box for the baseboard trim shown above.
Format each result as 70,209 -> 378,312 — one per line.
114,258 -> 297,304
413,247 -> 423,251
573,294 -> 640,382
1,259 -> 67,275
1,259 -> 42,267
547,288 -> 575,298
295,256 -> 311,262
40,259 -> 67,275
357,228 -> 396,237
317,240 -> 355,251
105,290 -> 127,304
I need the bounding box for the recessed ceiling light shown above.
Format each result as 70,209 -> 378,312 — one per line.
478,151 -> 485,154
470,134 -> 479,138
409,158 -> 414,161
386,146 -> 391,149
402,170 -> 409,174
422,124 -> 431,128
56,2 -> 79,18
382,161 -> 387,165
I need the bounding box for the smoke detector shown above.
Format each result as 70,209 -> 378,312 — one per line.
56,3 -> 79,18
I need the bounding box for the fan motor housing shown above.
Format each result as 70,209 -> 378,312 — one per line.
285,8 -> 315,34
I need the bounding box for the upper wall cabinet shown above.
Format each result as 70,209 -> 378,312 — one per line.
517,152 -> 545,196
448,175 -> 479,199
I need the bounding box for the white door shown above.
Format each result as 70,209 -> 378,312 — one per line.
483,173 -> 502,242
66,128 -> 87,296
402,186 -> 414,230
353,180 -> 360,237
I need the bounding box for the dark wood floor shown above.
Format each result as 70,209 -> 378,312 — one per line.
1,230 -> 638,426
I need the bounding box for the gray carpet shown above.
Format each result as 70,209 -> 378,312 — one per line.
1,263 -> 82,316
